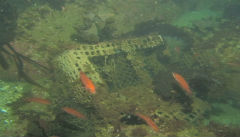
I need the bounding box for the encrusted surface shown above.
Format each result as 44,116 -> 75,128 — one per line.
55,35 -> 164,84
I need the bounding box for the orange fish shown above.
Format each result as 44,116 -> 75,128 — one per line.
172,72 -> 192,96
80,71 -> 96,94
26,97 -> 51,105
136,113 -> 159,132
62,107 -> 85,119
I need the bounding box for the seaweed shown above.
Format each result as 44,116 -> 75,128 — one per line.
1,44 -> 49,88
0,1 -> 50,88
98,17 -> 117,41
127,19 -> 194,51
0,51 -> 9,70
208,122 -> 240,137
0,0 -> 17,45
130,127 -> 148,137
223,3 -> 240,20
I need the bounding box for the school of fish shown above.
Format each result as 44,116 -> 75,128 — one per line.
26,70 -> 194,134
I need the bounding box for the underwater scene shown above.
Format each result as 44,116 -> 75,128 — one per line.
0,0 -> 240,137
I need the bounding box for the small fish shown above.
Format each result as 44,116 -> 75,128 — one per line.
26,97 -> 51,105
62,107 -> 85,119
136,113 -> 159,132
80,71 -> 96,94
172,72 -> 192,96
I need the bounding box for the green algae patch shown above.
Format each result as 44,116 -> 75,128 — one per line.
0,80 -> 28,137
0,80 -> 25,106
95,124 -> 114,137
173,9 -> 222,28
122,125 -> 165,137
177,126 -> 216,137
0,80 -> 53,137
16,3 -> 85,49
205,103 -> 240,126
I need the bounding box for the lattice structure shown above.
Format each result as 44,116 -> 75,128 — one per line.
54,34 -> 212,130
55,35 -> 164,90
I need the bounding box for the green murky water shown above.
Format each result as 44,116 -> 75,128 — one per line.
0,0 -> 240,137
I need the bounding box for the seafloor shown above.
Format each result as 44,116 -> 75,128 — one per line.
0,0 -> 240,137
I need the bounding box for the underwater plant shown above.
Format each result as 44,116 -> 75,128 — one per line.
0,44 -> 49,88
0,1 -> 50,88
